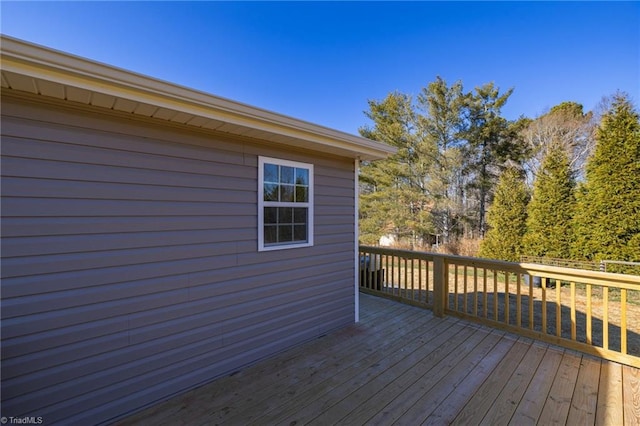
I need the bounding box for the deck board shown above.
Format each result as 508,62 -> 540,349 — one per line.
116,293 -> 640,426
567,355 -> 601,425
395,329 -> 508,425
255,313 -> 452,425
340,323 -> 476,425
596,360 -> 623,426
213,303 -> 424,425
421,331 -> 515,425
509,346 -> 564,425
302,320 -> 464,425
450,336 -> 531,425
368,327 -> 502,425
478,341 -> 547,426
623,364 -> 640,425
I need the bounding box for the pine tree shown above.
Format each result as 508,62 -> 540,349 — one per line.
460,83 -> 523,238
358,80 -> 526,248
358,92 -> 435,246
572,93 -> 640,263
416,76 -> 465,244
522,143 -> 576,259
479,165 -> 529,261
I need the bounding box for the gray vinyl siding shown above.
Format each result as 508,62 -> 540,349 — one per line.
0,93 -> 356,425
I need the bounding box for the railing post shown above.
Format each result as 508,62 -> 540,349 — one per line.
433,255 -> 447,318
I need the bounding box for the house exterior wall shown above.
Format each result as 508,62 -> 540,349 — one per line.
0,93 -> 356,424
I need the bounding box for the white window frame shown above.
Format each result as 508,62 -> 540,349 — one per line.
258,156 -> 314,251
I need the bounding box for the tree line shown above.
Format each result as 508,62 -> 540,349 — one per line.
358,78 -> 639,266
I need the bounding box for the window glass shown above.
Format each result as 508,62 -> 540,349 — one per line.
279,207 -> 292,223
280,185 -> 294,202
264,184 -> 279,202
264,225 -> 277,244
294,225 -> 307,241
295,168 -> 308,185
280,166 -> 294,184
294,208 -> 307,223
295,186 -> 308,202
264,207 -> 278,224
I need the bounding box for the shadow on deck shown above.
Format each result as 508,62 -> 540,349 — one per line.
117,293 -> 640,425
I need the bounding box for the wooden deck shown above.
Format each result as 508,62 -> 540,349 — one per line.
117,293 -> 640,426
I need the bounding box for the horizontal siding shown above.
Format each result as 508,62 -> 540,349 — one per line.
2,248 -> 352,319
1,216 -> 252,237
4,277 -> 351,396
69,302 -> 353,425
1,95 -> 247,156
41,296 -> 352,424
1,175 -> 254,203
1,197 -> 253,217
2,240 -> 349,299
1,134 -> 252,178
3,262 -> 356,366
1,155 -> 254,191
1,240 -> 256,278
1,109 -> 244,160
1,228 -> 254,258
5,286 -> 352,421
1,94 -> 356,425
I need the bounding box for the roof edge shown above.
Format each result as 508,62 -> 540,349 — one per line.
1,35 -> 396,160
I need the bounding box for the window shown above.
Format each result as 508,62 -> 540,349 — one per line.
258,156 -> 314,251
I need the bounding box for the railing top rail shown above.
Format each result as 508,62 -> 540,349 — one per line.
603,260 -> 640,266
359,245 -> 640,288
518,262 -> 640,289
359,245 -> 437,261
520,255 -> 600,270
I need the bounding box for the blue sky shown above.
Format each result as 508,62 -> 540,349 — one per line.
2,1 -> 638,135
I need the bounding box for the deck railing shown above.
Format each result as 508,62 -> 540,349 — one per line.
359,245 -> 640,368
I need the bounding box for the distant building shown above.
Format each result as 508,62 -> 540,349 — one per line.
379,234 -> 397,246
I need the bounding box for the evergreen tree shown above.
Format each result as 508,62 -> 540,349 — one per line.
460,83 -> 523,238
358,92 -> 435,246
522,144 -> 576,259
416,76 -> 465,244
479,165 -> 529,261
358,79 -> 527,248
572,93 -> 640,262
